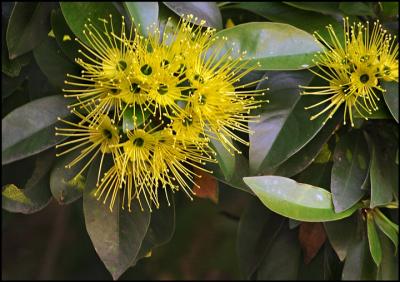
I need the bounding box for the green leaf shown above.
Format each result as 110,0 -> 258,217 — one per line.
342,229 -> 378,279
237,198 -> 286,279
243,176 -> 360,222
369,133 -> 396,207
223,2 -> 344,45
324,213 -> 359,261
367,212 -> 382,266
376,231 -> 399,280
49,150 -> 86,205
380,2 -> 399,18
274,109 -> 339,177
163,2 -> 223,29
124,2 -> 159,36
250,71 -> 334,174
382,81 -> 399,123
373,209 -> 398,254
331,130 -> 368,212
339,2 -> 375,16
283,2 -> 341,16
33,36 -> 79,89
209,137 -> 235,182
50,8 -> 80,62
256,222 -> 301,279
60,2 -> 122,47
131,197 -> 175,266
2,95 -> 70,165
212,22 -> 323,70
6,3 -> 55,59
2,149 -> 54,214
353,94 -> 393,120
122,107 -> 149,132
83,156 -> 151,280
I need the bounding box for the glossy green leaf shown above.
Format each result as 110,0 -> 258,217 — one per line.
51,8 -> 80,62
122,107 -> 149,132
212,22 -> 323,70
237,198 -> 285,279
60,2 -> 122,47
369,133 -> 396,207
353,94 -> 393,120
163,2 -> 222,29
243,176 -> 360,222
295,161 -> 333,191
283,2 -> 341,15
376,231 -> 399,280
339,2 -> 375,16
250,71 -> 333,175
373,209 -> 398,254
367,212 -> 382,266
83,156 -> 151,280
124,2 -> 159,36
6,3 -> 56,59
49,150 -> 87,205
2,149 -> 54,214
382,81 -> 399,123
331,130 -> 368,212
33,36 -> 79,89
256,223 -> 301,279
380,2 -> 399,18
223,2 -> 344,45
324,213 -> 359,261
2,95 -> 70,165
342,230 -> 378,279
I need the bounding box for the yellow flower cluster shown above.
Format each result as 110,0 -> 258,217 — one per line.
301,18 -> 398,126
56,15 -> 265,211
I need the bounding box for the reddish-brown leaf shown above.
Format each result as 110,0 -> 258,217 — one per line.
298,222 -> 327,264
193,168 -> 218,204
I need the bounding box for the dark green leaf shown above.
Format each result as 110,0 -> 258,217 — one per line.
373,209 -> 398,254
342,227 -> 378,279
33,35 -> 79,89
295,161 -> 333,191
132,197 -> 175,266
124,2 -> 159,36
376,231 -> 399,280
6,2 -> 55,59
367,212 -> 382,266
163,2 -> 222,29
283,2 -> 341,16
331,130 -> 368,212
243,176 -> 361,222
339,2 -> 375,16
250,71 -> 333,175
2,95 -> 70,165
1,72 -> 26,100
223,2 -> 344,45
382,81 -> 399,123
380,2 -> 399,18
49,150 -> 86,205
51,8 -> 80,62
256,222 -> 301,279
83,156 -> 151,280
324,213 -> 359,261
212,22 -> 323,70
237,198 -> 285,278
2,149 -> 54,214
274,110 -> 339,177
369,133 -> 396,207
209,138 -> 235,182
60,2 -> 122,47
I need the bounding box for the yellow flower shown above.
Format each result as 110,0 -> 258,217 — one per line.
57,14 -> 266,211
301,18 -> 398,126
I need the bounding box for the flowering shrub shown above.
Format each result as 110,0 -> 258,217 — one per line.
2,2 -> 398,280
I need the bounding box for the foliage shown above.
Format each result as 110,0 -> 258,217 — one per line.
2,1 -> 398,280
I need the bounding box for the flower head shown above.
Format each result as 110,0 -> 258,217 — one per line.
300,18 -> 398,126
56,14 -> 266,211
